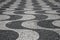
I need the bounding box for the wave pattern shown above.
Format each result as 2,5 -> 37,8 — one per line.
0,0 -> 60,40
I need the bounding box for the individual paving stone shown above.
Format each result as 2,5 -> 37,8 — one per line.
33,29 -> 60,40
37,20 -> 60,29
0,30 -> 19,40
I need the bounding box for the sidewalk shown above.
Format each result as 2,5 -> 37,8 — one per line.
0,0 -> 60,40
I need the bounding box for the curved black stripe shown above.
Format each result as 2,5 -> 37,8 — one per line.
33,29 -> 60,40
37,20 -> 60,29
0,30 -> 19,40
1,15 -> 22,21
0,0 -> 16,10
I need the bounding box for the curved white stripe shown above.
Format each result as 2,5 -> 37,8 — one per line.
52,20 -> 60,27
0,15 -> 10,20
15,29 -> 39,40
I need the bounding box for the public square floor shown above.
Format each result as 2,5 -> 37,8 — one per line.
0,0 -> 60,40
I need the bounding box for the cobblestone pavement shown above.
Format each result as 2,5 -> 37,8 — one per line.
0,0 -> 60,40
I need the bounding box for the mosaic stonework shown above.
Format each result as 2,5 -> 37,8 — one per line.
0,0 -> 60,40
